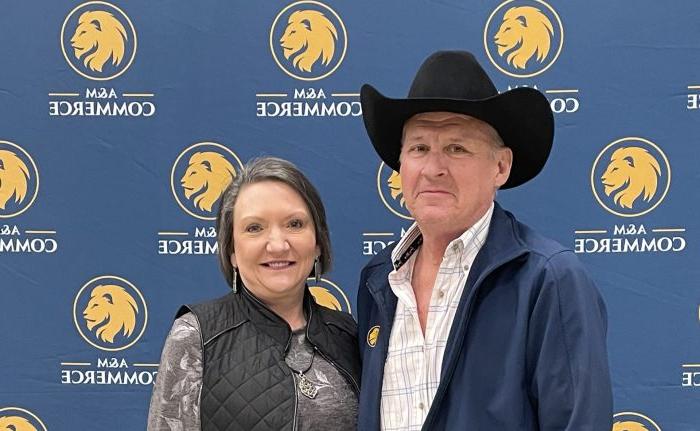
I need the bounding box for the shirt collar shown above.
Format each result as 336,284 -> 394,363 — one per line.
391,202 -> 495,271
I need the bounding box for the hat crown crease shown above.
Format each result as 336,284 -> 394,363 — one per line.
408,51 -> 497,100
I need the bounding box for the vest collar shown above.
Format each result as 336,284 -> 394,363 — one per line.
239,285 -> 317,351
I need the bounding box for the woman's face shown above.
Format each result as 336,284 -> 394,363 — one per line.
231,180 -> 319,305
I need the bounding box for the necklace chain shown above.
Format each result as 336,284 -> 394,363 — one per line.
286,343 -> 319,399
287,348 -> 315,375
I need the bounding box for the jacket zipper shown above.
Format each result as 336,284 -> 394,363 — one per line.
420,251 -> 527,430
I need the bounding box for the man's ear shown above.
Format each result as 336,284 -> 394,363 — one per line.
494,147 -> 513,189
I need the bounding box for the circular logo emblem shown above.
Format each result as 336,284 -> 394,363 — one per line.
367,325 -> 380,347
591,137 -> 670,217
308,277 -> 352,313
73,275 -> 147,351
613,412 -> 661,431
0,141 -> 39,219
171,142 -> 244,221
484,0 -> 563,78
270,1 -> 347,81
0,407 -> 48,431
61,1 -> 137,81
377,162 -> 413,220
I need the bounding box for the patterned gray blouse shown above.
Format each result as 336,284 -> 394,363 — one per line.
147,313 -> 358,430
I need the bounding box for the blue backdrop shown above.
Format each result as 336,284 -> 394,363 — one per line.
1,1 -> 698,430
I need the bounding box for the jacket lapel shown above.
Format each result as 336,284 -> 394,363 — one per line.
363,255 -> 397,428
423,203 -> 529,429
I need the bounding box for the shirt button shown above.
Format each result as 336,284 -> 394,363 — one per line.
463,264 -> 470,271
418,402 -> 425,410
438,290 -> 445,298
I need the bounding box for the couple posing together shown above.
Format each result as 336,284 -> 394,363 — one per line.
147,51 -> 613,431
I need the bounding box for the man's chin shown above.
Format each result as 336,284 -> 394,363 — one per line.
412,209 -> 455,226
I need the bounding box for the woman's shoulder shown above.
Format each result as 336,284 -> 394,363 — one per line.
173,311 -> 200,331
161,311 -> 203,354
177,292 -> 247,343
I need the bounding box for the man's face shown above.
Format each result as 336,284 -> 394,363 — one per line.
399,112 -> 512,231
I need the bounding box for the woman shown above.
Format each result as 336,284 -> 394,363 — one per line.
147,157 -> 360,430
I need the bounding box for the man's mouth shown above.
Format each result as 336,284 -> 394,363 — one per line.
419,189 -> 451,196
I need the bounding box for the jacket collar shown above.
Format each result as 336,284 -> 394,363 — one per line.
366,202 -> 528,317
466,202 -> 528,280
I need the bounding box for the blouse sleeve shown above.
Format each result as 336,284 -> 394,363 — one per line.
147,312 -> 203,431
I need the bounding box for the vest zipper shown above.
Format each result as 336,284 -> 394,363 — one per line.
292,372 -> 299,431
305,304 -> 360,395
313,346 -> 360,395
241,285 -> 303,430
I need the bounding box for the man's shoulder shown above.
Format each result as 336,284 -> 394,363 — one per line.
506,211 -> 570,256
504,210 -> 591,276
505,209 -> 570,259
361,242 -> 396,272
357,244 -> 395,300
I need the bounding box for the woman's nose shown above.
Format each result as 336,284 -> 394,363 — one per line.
266,229 -> 291,253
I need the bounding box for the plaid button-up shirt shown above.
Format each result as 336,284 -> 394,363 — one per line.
380,203 -> 493,431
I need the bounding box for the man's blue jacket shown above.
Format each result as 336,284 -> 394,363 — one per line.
356,203 -> 613,430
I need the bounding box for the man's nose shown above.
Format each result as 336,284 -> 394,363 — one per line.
421,150 -> 448,177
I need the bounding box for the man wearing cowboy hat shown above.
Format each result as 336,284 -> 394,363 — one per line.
356,51 -> 612,430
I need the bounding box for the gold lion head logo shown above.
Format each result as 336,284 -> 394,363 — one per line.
0,416 -> 37,431
601,147 -> 661,209
280,10 -> 338,73
83,284 -> 139,344
494,6 -> 554,70
180,152 -> 236,212
0,150 -> 30,210
309,286 -> 342,310
387,171 -> 406,208
70,10 -> 128,72
613,421 -> 649,431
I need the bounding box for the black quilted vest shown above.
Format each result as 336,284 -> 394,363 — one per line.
178,287 -> 360,431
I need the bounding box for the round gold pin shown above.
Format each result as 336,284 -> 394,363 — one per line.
367,325 -> 380,347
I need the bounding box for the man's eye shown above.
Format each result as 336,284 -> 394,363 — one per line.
409,145 -> 428,153
447,145 -> 467,153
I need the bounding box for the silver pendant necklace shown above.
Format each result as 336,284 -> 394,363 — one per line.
288,349 -> 318,399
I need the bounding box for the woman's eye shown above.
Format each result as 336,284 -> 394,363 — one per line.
245,224 -> 261,233
289,219 -> 304,229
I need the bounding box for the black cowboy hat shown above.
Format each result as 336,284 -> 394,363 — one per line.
360,50 -> 554,189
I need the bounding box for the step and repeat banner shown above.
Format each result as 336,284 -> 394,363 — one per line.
1,0 -> 699,430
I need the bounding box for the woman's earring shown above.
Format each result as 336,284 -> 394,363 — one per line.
231,266 -> 238,293
314,257 -> 321,283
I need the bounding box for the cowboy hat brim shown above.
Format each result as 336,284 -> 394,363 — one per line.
360,84 -> 554,189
